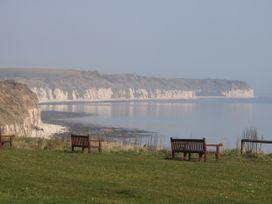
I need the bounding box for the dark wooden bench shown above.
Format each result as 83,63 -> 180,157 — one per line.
71,134 -> 103,153
170,137 -> 207,161
0,134 -> 15,148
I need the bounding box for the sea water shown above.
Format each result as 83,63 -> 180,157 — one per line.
41,97 -> 272,151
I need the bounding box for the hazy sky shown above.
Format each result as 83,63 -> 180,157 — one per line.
0,0 -> 271,95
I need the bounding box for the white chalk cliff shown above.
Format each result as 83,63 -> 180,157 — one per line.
0,68 -> 255,102
221,89 -> 255,97
31,88 -> 200,102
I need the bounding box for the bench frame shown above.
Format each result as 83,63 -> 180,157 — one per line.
206,143 -> 223,161
170,137 -> 207,161
71,134 -> 103,153
0,134 -> 15,148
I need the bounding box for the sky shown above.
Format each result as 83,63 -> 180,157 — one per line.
0,0 -> 271,96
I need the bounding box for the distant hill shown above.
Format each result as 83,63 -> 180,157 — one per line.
0,68 -> 254,102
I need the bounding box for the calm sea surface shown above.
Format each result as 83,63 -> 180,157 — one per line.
41,97 -> 272,151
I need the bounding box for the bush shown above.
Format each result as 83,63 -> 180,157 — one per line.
242,126 -> 263,153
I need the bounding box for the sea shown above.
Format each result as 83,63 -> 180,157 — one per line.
41,97 -> 272,152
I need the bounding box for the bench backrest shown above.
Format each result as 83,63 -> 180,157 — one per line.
170,138 -> 206,152
71,134 -> 89,147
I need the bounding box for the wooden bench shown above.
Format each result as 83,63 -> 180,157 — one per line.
206,143 -> 223,160
170,137 -> 207,161
0,134 -> 15,148
71,134 -> 103,153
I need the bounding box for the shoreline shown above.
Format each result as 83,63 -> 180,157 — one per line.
39,96 -> 256,105
30,122 -> 68,139
38,97 -> 259,147
41,110 -> 159,147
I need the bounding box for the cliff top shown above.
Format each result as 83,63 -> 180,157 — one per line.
0,68 -> 253,100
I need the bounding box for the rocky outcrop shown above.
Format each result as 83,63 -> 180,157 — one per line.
0,68 -> 254,102
0,80 -> 41,136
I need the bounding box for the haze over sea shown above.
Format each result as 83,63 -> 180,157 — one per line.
2,0 -> 272,152
41,97 -> 272,152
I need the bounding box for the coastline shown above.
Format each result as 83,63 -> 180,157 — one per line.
39,95 -> 256,105
41,110 -> 159,147
38,96 -> 269,148
38,96 -> 256,144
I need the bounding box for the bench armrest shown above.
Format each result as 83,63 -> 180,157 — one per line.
89,139 -> 104,142
206,143 -> 223,147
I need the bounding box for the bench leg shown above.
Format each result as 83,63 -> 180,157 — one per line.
172,151 -> 175,158
88,147 -> 91,153
199,153 -> 202,161
98,141 -> 102,152
204,153 -> 207,162
214,152 -> 220,161
188,153 -> 191,160
0,142 -> 11,148
215,153 -> 218,161
216,146 -> 220,161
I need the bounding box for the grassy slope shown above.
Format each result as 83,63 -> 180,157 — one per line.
0,149 -> 271,204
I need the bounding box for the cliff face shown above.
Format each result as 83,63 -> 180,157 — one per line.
0,80 -> 40,135
0,68 -> 254,102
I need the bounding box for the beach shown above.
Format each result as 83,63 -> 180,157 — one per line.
29,122 -> 68,139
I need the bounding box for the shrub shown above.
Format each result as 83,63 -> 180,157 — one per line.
242,126 -> 263,153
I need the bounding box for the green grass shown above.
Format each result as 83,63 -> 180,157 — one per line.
0,149 -> 272,204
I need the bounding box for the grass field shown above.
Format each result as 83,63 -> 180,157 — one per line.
0,148 -> 272,204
